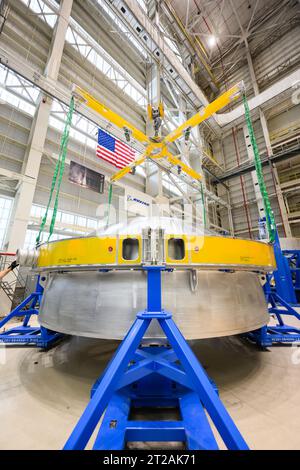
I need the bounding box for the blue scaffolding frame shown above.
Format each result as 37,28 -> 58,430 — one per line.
0,276 -> 63,348
275,248 -> 300,305
247,274 -> 300,347
271,233 -> 299,305
247,233 -> 300,347
64,266 -> 249,450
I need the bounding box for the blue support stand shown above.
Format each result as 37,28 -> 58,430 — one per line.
279,248 -> 300,305
64,266 -> 249,450
272,232 -> 298,304
0,276 -> 63,348
247,274 -> 300,347
247,232 -> 300,346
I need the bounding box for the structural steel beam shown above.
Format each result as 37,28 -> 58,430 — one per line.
215,144 -> 300,183
121,0 -> 209,108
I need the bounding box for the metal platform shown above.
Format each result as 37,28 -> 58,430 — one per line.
91,356 -> 219,450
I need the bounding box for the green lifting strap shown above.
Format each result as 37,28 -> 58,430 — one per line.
200,181 -> 206,230
243,94 -> 276,243
105,183 -> 113,227
36,96 -> 75,246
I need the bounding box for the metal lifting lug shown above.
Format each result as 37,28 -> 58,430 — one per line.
189,269 -> 198,292
184,126 -> 192,143
123,126 -> 131,142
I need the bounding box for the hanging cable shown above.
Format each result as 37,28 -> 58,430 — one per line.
243,94 -> 276,243
36,96 -> 75,245
200,181 -> 206,229
105,183 -> 113,227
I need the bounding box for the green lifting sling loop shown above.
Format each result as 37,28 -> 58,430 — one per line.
36,96 -> 75,246
200,181 -> 206,230
243,94 -> 276,243
105,183 -> 113,227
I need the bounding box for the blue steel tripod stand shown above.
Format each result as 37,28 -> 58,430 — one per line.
247,231 -> 300,346
0,276 -> 62,348
64,266 -> 249,450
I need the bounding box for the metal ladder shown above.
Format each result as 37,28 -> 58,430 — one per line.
0,253 -> 27,305
0,280 -> 15,302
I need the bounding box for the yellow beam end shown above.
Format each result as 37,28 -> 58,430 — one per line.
163,81 -> 244,145
110,167 -> 133,182
110,155 -> 147,183
167,155 -> 202,180
73,85 -> 150,145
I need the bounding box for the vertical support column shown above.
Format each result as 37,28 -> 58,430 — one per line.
179,95 -> 193,226
146,267 -> 162,313
6,0 -> 73,251
245,43 -> 292,236
192,125 -> 207,229
179,95 -> 189,164
145,63 -> 169,216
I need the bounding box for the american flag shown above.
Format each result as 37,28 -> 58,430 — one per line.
96,129 -> 135,169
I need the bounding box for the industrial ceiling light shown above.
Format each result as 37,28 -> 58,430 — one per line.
208,35 -> 217,47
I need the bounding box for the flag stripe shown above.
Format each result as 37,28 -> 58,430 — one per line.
97,148 -> 133,166
115,151 -> 133,162
115,153 -> 134,164
115,148 -> 133,158
97,146 -> 116,160
115,149 -> 134,160
116,145 -> 134,157
96,150 -> 115,164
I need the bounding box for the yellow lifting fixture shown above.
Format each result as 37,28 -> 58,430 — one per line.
72,85 -> 150,145
72,81 -> 245,184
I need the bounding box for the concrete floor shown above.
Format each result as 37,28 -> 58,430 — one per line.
0,326 -> 300,449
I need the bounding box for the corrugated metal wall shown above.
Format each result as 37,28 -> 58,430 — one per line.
254,26 -> 300,90
219,24 -> 300,100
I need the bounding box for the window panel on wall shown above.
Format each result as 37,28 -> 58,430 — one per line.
87,218 -> 97,229
27,204 -> 99,247
0,196 -> 13,250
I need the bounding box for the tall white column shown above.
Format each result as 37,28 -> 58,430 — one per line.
6,0 -> 73,251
